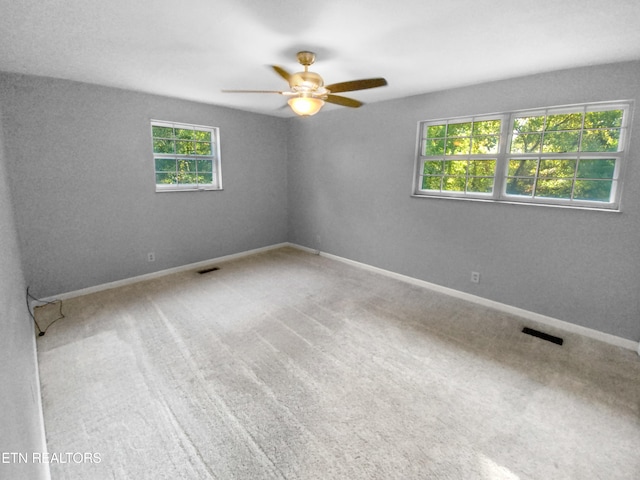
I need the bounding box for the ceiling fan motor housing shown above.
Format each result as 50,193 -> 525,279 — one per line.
289,71 -> 324,92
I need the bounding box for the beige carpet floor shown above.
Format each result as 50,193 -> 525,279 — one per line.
37,247 -> 640,479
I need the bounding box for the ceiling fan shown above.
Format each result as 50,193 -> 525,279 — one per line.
222,51 -> 387,116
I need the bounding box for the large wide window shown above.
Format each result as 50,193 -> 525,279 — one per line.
414,101 -> 631,210
151,120 -> 221,192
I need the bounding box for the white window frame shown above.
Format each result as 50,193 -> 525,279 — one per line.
414,114 -> 504,201
413,101 -> 633,211
151,120 -> 222,192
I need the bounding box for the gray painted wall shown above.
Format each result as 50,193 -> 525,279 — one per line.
0,102 -> 49,479
0,73 -> 289,298
288,61 -> 640,342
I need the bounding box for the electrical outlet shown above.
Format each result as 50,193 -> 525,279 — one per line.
147,252 -> 155,262
471,271 -> 480,283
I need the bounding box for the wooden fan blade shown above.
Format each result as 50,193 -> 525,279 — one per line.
325,77 -> 387,93
271,65 -> 292,83
221,89 -> 284,94
324,94 -> 363,108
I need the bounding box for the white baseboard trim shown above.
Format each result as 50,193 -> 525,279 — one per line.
288,244 -> 639,353
43,243 -> 290,302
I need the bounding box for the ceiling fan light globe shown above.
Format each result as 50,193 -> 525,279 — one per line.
288,97 -> 324,116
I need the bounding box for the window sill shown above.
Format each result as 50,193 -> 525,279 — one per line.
410,193 -> 621,212
155,187 -> 224,193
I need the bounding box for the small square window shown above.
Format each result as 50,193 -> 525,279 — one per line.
151,121 -> 221,192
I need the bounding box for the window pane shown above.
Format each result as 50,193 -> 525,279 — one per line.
467,177 -> 494,193
423,161 -> 443,175
176,141 -> 195,154
447,122 -> 472,137
443,176 -> 465,192
156,172 -> 177,185
538,159 -> 576,178
197,160 -> 213,173
473,120 -> 501,135
535,178 -> 573,198
545,113 -> 583,131
153,139 -> 175,154
513,116 -> 545,132
195,142 -> 212,155
178,174 -> 198,184
506,178 -> 534,196
425,139 -> 445,155
581,129 -> 620,152
194,130 -> 212,142
200,172 -> 214,184
585,110 -> 623,129
511,133 -> 541,153
177,174 -> 198,184
155,158 -> 176,172
422,176 -> 442,190
471,135 -> 499,154
542,131 -> 580,153
427,124 -> 446,137
178,159 -> 197,172
175,128 -> 197,140
508,159 -> 538,177
468,160 -> 496,176
445,137 -> 470,155
576,159 -> 615,179
444,161 -> 467,175
152,126 -> 174,138
573,180 -> 613,202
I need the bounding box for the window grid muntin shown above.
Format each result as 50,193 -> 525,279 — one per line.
414,101 -> 630,210
151,120 -> 221,192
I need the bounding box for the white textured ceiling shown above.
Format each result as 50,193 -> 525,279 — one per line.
1,0 -> 640,117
